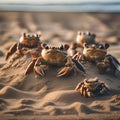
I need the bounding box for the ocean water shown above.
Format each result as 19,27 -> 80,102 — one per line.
0,2 -> 120,12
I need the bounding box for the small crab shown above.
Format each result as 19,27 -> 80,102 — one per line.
75,77 -> 109,97
76,31 -> 96,47
73,43 -> 120,75
5,32 -> 42,60
25,43 -> 85,77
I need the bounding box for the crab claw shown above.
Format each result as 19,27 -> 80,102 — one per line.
57,57 -> 85,77
34,66 -> 45,77
57,57 -> 75,77
33,57 -> 48,77
57,66 -> 74,77
5,42 -> 17,60
34,64 -> 48,77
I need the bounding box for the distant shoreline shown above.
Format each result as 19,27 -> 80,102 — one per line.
0,3 -> 120,12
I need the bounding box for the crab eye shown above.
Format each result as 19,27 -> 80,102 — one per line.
59,45 -> 64,50
45,45 -> 49,49
99,44 -> 104,49
85,44 -> 89,48
84,43 -> 89,48
86,31 -> 90,36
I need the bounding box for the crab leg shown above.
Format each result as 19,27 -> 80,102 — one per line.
25,59 -> 36,75
86,91 -> 94,97
5,42 -> 17,60
83,87 -> 88,97
101,83 -> 110,91
80,84 -> 85,96
106,55 -> 120,71
72,59 -> 86,73
75,82 -> 83,91
80,85 -> 94,97
72,52 -> 83,61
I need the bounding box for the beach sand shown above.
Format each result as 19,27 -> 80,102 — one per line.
0,11 -> 120,120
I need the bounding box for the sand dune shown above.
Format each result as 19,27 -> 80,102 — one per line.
0,11 -> 120,120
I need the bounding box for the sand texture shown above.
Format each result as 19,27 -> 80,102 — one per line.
0,11 -> 120,120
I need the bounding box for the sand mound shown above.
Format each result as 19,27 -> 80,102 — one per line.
4,108 -> 35,115
19,98 -> 36,105
0,86 -> 33,99
43,102 -> 97,115
43,90 -> 80,103
0,98 -> 8,111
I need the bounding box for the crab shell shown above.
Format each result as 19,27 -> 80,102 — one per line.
76,31 -> 96,47
19,33 -> 41,48
75,77 -> 109,97
83,78 -> 104,91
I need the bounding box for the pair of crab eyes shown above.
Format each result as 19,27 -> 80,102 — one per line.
27,34 -> 39,38
44,45 -> 64,50
85,44 -> 104,49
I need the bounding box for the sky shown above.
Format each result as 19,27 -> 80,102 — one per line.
0,0 -> 120,4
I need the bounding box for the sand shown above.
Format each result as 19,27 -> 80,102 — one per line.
0,11 -> 120,120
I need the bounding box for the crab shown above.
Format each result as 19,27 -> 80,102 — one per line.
25,43 -> 86,77
73,43 -> 120,75
5,32 -> 42,60
75,77 -> 109,97
76,31 -> 96,47
68,31 -> 96,57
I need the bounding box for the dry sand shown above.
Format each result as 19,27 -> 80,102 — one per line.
0,11 -> 120,120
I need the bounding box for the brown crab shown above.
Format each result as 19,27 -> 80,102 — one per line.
25,43 -> 85,77
73,43 -> 120,75
76,31 -> 96,47
5,32 -> 42,60
75,77 -> 109,97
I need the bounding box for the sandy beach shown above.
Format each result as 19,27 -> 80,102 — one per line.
0,11 -> 120,120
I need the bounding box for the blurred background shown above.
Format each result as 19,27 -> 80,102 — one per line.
0,0 -> 120,12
